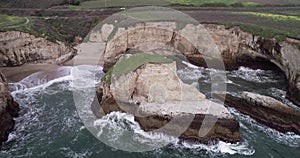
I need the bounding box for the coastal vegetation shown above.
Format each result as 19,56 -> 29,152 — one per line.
0,14 -> 31,32
1,1 -> 300,156
102,53 -> 173,83
1,1 -> 300,43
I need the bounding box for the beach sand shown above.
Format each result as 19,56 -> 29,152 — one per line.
0,64 -> 62,82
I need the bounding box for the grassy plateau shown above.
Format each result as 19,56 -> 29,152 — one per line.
0,0 -> 299,44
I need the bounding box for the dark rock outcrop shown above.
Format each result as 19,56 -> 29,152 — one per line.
0,71 -> 19,144
221,92 -> 300,134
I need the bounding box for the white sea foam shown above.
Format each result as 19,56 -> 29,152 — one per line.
9,65 -> 103,94
229,66 -> 280,83
93,111 -> 254,155
175,140 -> 254,155
181,61 -> 199,69
8,65 -> 254,155
10,75 -> 72,94
177,68 -> 204,81
4,64 -> 295,157
228,107 -> 300,147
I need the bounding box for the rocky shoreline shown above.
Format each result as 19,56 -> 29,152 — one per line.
86,20 -> 300,107
0,21 -> 300,144
0,72 -> 19,144
217,92 -> 300,135
94,55 -> 240,143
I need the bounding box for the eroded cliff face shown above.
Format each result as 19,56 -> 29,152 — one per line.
201,24 -> 300,106
90,22 -> 300,106
93,55 -> 240,143
0,31 -> 76,67
0,71 -> 19,144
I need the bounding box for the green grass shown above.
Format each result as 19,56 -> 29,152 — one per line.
102,53 -> 174,83
223,11 -> 300,40
221,22 -> 288,42
67,5 -> 83,10
64,0 -> 265,9
123,9 -> 197,29
84,7 -> 198,42
0,14 -> 27,28
239,2 -> 264,7
167,0 -> 262,7
0,13 -> 101,45
0,14 -> 31,33
80,0 -> 170,9
238,12 -> 300,21
282,10 -> 300,16
168,0 -> 238,5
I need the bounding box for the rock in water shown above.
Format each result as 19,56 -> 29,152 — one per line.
222,92 -> 300,135
0,71 -> 19,144
93,55 -> 240,143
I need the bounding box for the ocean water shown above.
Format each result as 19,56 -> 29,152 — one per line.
1,64 -> 300,158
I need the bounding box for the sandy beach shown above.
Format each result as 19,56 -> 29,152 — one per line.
0,64 -> 63,82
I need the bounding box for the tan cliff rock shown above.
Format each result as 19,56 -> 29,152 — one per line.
219,92 -> 300,135
87,22 -> 300,107
0,31 -> 76,67
93,61 -> 240,143
0,71 -> 19,144
201,24 -> 300,106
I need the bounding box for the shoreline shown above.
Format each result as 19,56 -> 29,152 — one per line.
0,63 -> 63,82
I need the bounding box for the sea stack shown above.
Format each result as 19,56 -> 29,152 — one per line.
0,72 -> 19,144
92,53 -> 240,143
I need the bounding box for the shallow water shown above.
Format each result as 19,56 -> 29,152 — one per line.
1,64 -> 300,158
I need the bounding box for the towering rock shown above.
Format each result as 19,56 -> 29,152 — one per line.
93,54 -> 240,143
87,21 -> 300,107
0,71 -> 19,144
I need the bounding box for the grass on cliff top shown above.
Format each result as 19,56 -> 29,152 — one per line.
0,13 -> 103,45
78,0 -> 170,9
237,12 -> 300,22
167,0 -> 262,7
123,10 -> 197,29
63,0 -> 269,10
222,11 -> 300,40
68,0 -> 285,9
221,22 -> 288,42
0,14 -> 31,32
102,53 -> 174,83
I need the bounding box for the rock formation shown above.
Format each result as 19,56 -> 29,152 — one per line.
221,92 -> 300,134
93,54 -> 240,143
200,24 -> 300,107
83,20 -> 300,107
0,71 -> 19,144
0,31 -> 76,67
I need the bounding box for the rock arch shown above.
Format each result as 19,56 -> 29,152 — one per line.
97,22 -> 222,72
77,6 -> 300,107
87,22 -> 300,107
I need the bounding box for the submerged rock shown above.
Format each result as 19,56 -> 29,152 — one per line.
0,71 -> 19,144
93,55 -> 240,143
222,92 -> 300,135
